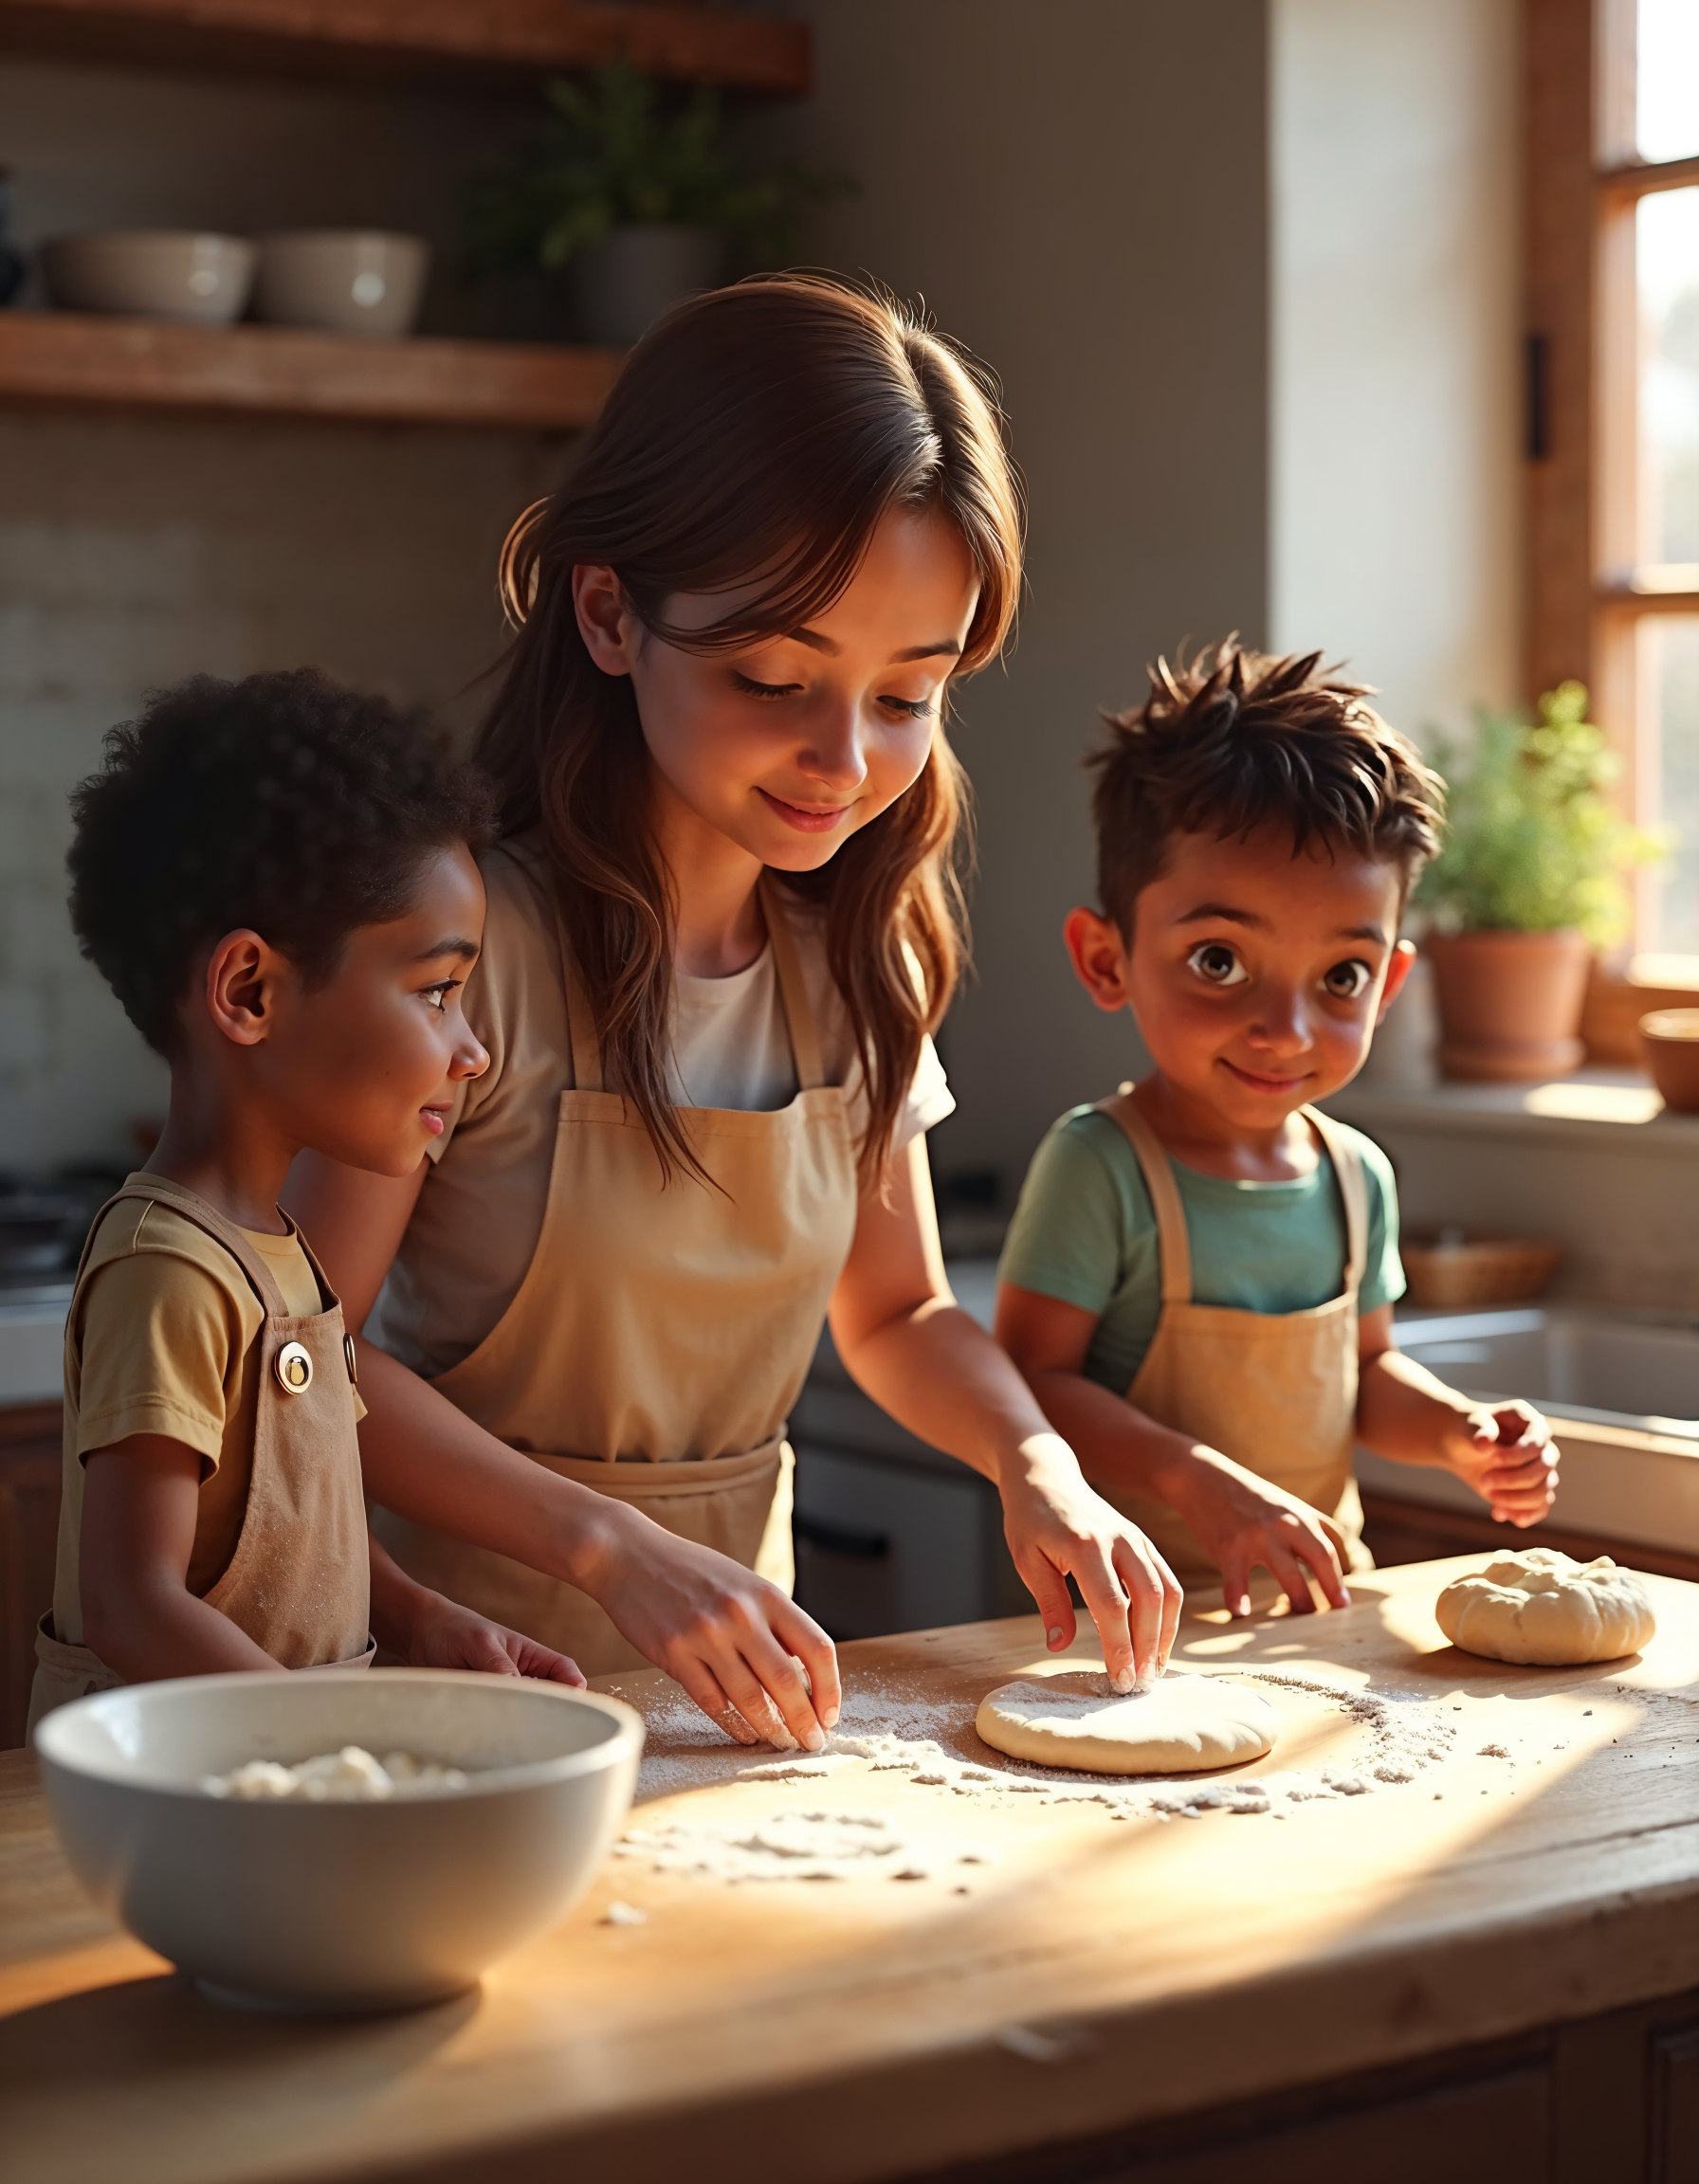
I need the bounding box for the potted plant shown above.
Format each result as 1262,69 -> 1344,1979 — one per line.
1416,682 -> 1659,1081
464,59 -> 849,347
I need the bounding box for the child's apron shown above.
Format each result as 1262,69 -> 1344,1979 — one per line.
27,1177 -> 373,1736
371,874 -> 862,1675
1094,1092 -> 1375,1591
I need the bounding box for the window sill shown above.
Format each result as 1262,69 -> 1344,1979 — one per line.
1324,1067 -> 1699,1155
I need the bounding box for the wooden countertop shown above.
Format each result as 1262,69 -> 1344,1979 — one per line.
6,1555 -> 1699,2184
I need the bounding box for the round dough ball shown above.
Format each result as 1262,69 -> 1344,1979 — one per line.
975,1671 -> 1279,1776
1434,1549 -> 1654,1665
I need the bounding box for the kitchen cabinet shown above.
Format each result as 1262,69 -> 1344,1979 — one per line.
7,1557 -> 1699,2183
0,1404 -> 59,1752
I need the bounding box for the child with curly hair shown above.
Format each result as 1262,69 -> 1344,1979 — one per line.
28,670 -> 587,1731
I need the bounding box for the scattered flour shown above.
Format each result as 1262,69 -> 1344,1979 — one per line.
602,1662 -> 1471,1879
202,1746 -> 470,1801
612,1809 -> 978,1884
600,1901 -> 649,1926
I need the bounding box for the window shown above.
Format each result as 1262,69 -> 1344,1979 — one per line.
1527,0 -> 1699,954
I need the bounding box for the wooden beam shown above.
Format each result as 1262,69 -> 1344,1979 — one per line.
1524,0 -> 1599,701
0,0 -> 811,94
1599,151 -> 1699,200
0,312 -> 623,429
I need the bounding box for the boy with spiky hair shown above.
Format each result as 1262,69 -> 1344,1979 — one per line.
996,641 -> 1559,1617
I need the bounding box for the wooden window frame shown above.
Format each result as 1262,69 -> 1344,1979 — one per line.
1526,0 -> 1699,952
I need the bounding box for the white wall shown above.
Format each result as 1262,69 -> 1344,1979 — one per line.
1270,0 -> 1522,745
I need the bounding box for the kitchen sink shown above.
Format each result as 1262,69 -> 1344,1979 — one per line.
1396,1305 -> 1699,1438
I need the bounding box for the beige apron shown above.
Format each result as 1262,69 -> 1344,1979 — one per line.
1094,1092 -> 1375,1590
372,874 -> 862,1674
27,1178 -> 374,1737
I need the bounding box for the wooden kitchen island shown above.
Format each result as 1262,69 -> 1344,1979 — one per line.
4,1555 -> 1699,2183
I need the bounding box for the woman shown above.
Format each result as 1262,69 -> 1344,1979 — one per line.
292,278 -> 1180,1751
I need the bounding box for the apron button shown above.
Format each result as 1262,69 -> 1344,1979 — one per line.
275,1340 -> 314,1394
343,1333 -> 358,1386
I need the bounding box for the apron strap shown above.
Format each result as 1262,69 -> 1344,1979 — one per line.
1095,1090 -> 1193,1305
758,874 -> 828,1092
77,1178 -> 294,1318
557,919 -> 605,1095
1303,1106 -> 1370,1295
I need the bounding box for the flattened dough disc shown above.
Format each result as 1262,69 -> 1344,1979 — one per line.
975,1671 -> 1279,1776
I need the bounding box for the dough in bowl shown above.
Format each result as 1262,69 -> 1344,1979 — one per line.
1434,1549 -> 1654,1665
975,1671 -> 1278,1776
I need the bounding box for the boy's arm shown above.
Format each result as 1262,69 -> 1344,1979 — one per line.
286,1154 -> 841,1754
366,1536 -> 585,1685
80,1435 -> 280,1680
996,1282 -> 1351,1619
1355,1306 -> 1559,1527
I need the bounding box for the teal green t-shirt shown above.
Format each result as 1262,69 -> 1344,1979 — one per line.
998,1107 -> 1404,1397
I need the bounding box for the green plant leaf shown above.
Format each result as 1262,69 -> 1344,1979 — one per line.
1415,682 -> 1666,944
460,55 -> 854,280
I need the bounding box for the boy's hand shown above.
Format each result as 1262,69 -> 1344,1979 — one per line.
1446,1401 -> 1560,1526
405,1592 -> 587,1684
1000,1434 -> 1182,1689
590,1516 -> 840,1753
1160,1446 -> 1352,1619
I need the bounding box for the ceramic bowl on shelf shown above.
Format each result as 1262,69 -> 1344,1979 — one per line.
254,230 -> 429,337
40,231 -> 255,324
1640,1009 -> 1699,1112
34,1668 -> 642,2012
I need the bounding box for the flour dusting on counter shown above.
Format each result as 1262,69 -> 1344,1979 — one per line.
601,1662 -> 1469,1878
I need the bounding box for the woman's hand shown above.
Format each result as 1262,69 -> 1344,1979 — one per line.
405,1592 -> 587,1685
1000,1434 -> 1182,1687
1153,1443 -> 1351,1619
591,1513 -> 840,1752
1443,1401 -> 1560,1527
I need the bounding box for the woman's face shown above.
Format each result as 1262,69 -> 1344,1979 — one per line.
574,508 -> 979,873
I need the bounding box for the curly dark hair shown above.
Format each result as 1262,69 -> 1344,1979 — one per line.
1088,638 -> 1446,935
68,669 -> 499,1054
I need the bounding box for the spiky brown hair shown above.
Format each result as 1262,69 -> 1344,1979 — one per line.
1087,637 -> 1445,935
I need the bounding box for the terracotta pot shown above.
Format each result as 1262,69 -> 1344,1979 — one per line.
1640,1008 -> 1699,1111
1423,929 -> 1591,1082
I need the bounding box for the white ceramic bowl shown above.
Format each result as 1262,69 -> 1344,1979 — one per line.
41,230 -> 256,324
35,1669 -> 642,2011
254,230 -> 429,337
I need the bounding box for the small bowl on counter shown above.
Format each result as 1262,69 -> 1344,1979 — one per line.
254,230 -> 429,337
34,1668 -> 642,2012
1400,1231 -> 1562,1309
1640,1009 -> 1699,1113
41,231 -> 255,323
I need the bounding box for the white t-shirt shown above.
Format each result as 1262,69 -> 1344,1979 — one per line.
373,841 -> 954,1379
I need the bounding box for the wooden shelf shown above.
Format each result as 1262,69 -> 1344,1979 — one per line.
0,311 -> 623,428
0,0 -> 811,93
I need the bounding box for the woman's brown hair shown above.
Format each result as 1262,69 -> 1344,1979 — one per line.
477,274 -> 1023,1185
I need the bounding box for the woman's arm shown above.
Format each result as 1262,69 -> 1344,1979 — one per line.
285,1153 -> 841,1750
829,1138 -> 1181,1686
81,1436 -> 281,1680
1356,1305 -> 1559,1526
995,1283 -> 1350,1618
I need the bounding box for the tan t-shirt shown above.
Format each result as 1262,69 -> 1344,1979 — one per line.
53,1193 -> 364,1646
373,839 -> 955,1379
